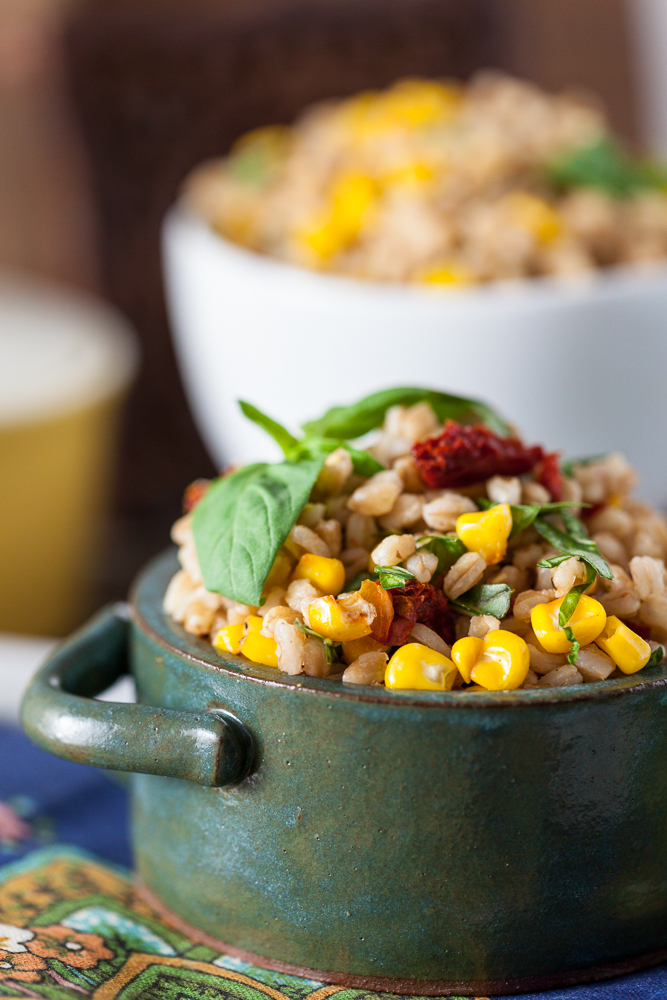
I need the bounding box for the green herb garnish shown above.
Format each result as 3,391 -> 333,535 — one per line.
534,515 -> 613,581
416,535 -> 467,575
302,386 -> 511,440
476,499 -> 586,538
558,564 -> 597,630
450,583 -> 512,619
375,565 -> 417,590
294,620 -> 340,664
563,626 -> 581,666
547,136 -> 662,198
240,401 -> 384,476
192,458 -> 325,606
646,646 -> 665,669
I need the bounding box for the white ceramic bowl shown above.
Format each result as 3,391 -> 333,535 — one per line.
163,204 -> 667,507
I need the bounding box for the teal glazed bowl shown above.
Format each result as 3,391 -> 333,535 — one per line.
20,550 -> 667,996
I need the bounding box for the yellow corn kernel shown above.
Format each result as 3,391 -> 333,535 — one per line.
263,548 -> 294,593
341,634 -> 389,665
297,173 -> 377,260
456,503 -> 512,565
451,630 -> 530,690
306,594 -> 373,642
345,79 -> 462,136
380,161 -> 435,189
531,595 -> 607,655
385,642 -> 457,691
418,260 -> 474,287
502,192 -> 561,243
292,553 -> 346,596
241,615 -> 279,668
450,636 -> 484,684
595,615 -> 652,674
213,623 -> 245,655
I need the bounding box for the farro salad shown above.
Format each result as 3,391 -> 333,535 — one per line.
164,388 -> 666,692
186,72 -> 667,286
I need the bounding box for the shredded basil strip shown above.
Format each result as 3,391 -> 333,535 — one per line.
450,583 -> 512,619
558,564 -> 597,628
416,535 -> 467,575
375,565 -> 417,590
302,386 -> 511,440
192,458 -> 325,606
646,646 -> 665,669
476,499 -> 586,538
347,570 -> 374,592
239,401 -> 384,476
534,517 -> 613,580
563,626 -> 580,665
294,620 -> 339,666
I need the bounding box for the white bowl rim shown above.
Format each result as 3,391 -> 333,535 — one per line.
166,200 -> 667,309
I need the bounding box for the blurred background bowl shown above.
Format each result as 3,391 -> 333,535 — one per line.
164,203 -> 667,506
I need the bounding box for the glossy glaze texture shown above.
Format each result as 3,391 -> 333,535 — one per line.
124,551 -> 667,984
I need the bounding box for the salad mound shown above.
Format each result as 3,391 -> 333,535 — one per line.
164,388 -> 667,691
186,72 -> 667,285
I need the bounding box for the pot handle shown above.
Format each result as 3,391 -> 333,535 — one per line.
20,603 -> 250,788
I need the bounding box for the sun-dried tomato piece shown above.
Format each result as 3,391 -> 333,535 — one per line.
359,579 -> 394,644
535,452 -> 562,501
182,479 -> 210,514
387,581 -> 455,647
412,421 -> 544,490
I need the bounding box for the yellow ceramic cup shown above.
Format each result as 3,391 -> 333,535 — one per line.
0,276 -> 138,635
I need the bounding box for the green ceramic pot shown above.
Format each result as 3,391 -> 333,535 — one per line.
20,550 -> 667,996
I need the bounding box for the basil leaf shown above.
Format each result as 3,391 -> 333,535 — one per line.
547,137 -> 657,198
558,564 -> 597,628
292,436 -> 384,476
646,646 -> 665,669
476,499 -> 585,538
559,509 -> 589,541
537,553 -> 574,570
302,386 -> 511,440
238,402 -> 383,476
375,565 -> 417,589
239,401 -> 300,456
450,583 -> 512,618
417,535 -> 467,575
563,626 -> 580,665
533,518 -> 613,580
192,458 -> 325,605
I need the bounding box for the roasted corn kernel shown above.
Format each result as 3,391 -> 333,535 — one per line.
341,634 -> 390,665
292,553 -> 345,596
213,623 -> 245,655
456,503 -> 512,564
241,615 -> 279,668
502,192 -> 561,243
451,630 -> 530,690
595,615 -> 652,674
297,173 -> 377,259
385,642 -> 457,690
531,595 -> 607,654
306,594 -> 373,642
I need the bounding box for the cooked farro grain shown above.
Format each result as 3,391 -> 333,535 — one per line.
166,392 -> 667,693
185,72 -> 667,285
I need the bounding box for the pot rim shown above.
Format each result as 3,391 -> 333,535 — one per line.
167,201 -> 667,308
132,549 -> 667,710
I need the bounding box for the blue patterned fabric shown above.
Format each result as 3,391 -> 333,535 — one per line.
2,724 -> 667,998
